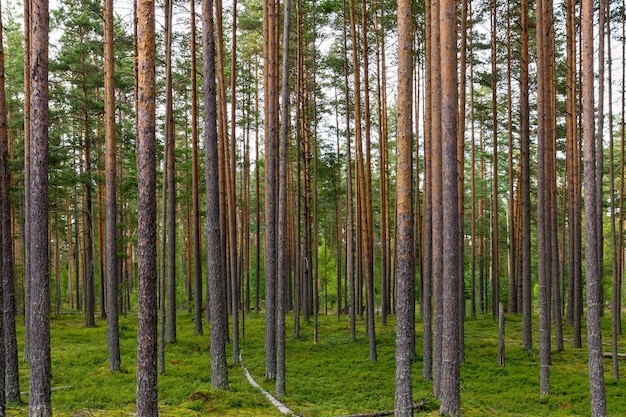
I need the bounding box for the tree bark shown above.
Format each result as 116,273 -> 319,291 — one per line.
164,0 -> 177,345
439,0 -> 460,411
263,0 -> 278,380
276,0 -> 291,398
136,0 -> 158,411
0,2 -> 20,400
104,0 -> 120,371
28,0 -> 51,411
203,0 -> 229,390
394,0 -> 414,413
520,0 -> 532,352
582,0 -> 607,412
190,0 -> 203,337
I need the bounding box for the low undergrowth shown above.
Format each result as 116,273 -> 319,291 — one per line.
6,309 -> 626,416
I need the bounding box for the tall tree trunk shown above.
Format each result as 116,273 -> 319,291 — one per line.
83,115 -> 96,328
439,0 -> 460,410
430,0 -> 444,396
276,0 -> 291,398
227,0 -> 239,365
520,0 -> 532,351
254,58 -> 261,315
394,0 -> 414,412
341,0 -> 355,342
490,0 -> 499,320
28,0 -> 51,411
0,1 -> 20,399
263,0 -> 279,380
582,0 -> 607,411
164,0 -> 177,345
190,0 -> 203,336
104,0 -> 120,370
203,0 -> 228,390
537,0 -> 552,396
358,0 -> 376,362
421,0 -> 433,380
136,0 -> 158,411
608,0 -> 619,378
0,1 -> 9,407
458,0 -> 468,361
23,0 -> 32,365
506,0 -> 516,315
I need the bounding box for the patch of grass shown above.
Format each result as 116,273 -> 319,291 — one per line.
6,309 -> 626,416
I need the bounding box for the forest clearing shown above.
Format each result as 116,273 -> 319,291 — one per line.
2,312 -> 625,417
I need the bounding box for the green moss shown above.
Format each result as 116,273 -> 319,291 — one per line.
6,311 -> 626,416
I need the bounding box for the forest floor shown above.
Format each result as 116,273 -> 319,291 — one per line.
5,308 -> 626,416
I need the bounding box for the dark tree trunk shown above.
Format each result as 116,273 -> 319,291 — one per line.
275,0 -> 291,398
0,1 -> 7,409
439,0 -> 460,410
582,0 -> 607,412
28,0 -> 51,412
164,0 -> 177,345
203,0 -> 229,390
0,2 -> 19,400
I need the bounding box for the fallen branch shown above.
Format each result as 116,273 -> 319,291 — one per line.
239,352 -> 295,416
334,400 -> 429,417
602,352 -> 626,358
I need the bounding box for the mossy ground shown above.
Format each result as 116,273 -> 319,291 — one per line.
6,310 -> 626,416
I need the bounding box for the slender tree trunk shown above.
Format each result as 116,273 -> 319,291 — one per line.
490,0 -> 499,320
421,0 -> 433,379
23,0 -> 32,365
264,0 -> 279,380
203,0 -> 228,390
394,0 -> 414,412
190,0 -> 203,336
520,0 -> 532,352
83,102 -> 95,327
0,2 -> 10,407
227,0 -> 239,365
0,2 -> 20,398
430,0 -> 444,396
341,0 -> 355,342
506,0 -> 516,315
104,0 -> 120,371
458,0 -> 468,361
164,0 -> 177,345
275,0 -> 291,398
357,0 -> 376,363
582,0 -> 607,412
537,0 -> 552,396
608,0 -> 619,378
